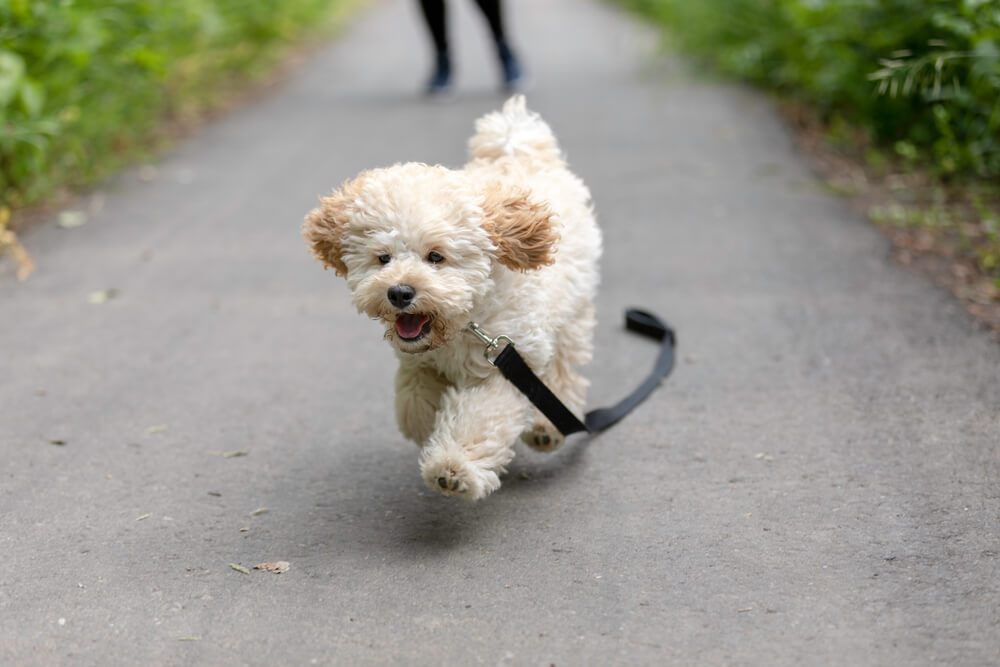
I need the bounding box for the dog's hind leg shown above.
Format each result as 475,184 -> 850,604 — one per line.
395,364 -> 450,446
521,305 -> 595,452
520,360 -> 589,452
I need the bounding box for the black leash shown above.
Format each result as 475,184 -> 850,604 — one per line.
468,309 -> 676,436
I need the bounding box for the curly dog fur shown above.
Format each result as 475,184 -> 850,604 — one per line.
303,96 -> 601,501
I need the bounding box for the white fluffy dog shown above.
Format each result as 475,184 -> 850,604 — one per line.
303,96 -> 601,501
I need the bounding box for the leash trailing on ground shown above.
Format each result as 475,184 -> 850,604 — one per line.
468,309 -> 676,435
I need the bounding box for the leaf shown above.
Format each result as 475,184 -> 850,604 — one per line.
254,561 -> 290,574
58,210 -> 87,228
0,209 -> 35,281
17,78 -> 44,117
221,450 -> 248,458
249,507 -> 270,516
87,288 -> 118,304
229,563 -> 251,575
11,239 -> 35,281
0,50 -> 25,107
147,424 -> 167,434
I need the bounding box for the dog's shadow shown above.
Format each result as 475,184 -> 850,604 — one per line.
302,432 -> 601,559
396,433 -> 601,552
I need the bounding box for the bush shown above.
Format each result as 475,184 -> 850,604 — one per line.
0,0 -> 351,211
620,0 -> 1000,180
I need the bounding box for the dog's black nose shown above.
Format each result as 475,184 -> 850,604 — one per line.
387,284 -> 416,309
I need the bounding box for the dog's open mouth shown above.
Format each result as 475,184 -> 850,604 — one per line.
395,313 -> 432,342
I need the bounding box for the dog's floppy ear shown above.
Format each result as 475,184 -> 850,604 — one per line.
302,181 -> 359,277
481,183 -> 559,271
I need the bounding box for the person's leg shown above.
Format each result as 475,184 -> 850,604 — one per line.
418,0 -> 448,52
417,0 -> 453,94
472,0 -> 504,42
471,0 -> 526,90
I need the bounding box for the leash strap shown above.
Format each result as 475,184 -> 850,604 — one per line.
484,309 -> 676,436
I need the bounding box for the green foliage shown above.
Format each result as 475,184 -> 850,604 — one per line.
621,0 -> 1000,179
0,0 -> 350,209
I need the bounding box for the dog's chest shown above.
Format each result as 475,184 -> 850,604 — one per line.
418,340 -> 493,387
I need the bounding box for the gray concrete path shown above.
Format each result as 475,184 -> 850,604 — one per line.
2,0 -> 998,664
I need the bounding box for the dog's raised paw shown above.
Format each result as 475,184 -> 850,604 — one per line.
521,422 -> 564,452
420,449 -> 500,501
433,467 -> 467,494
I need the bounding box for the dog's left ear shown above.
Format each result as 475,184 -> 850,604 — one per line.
302,181 -> 358,277
481,183 -> 559,271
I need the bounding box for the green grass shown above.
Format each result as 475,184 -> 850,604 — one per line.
0,0 -> 360,214
621,0 -> 1000,289
620,0 -> 1000,181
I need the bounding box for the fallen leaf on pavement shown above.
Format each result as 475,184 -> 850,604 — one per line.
254,561 -> 290,574
87,288 -> 118,304
229,563 -> 251,575
57,211 -> 87,228
0,207 -> 35,281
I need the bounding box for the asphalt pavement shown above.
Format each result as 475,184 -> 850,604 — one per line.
2,0 -> 998,664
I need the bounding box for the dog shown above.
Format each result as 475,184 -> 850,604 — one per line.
302,96 -> 601,501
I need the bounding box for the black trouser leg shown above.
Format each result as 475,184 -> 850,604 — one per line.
474,0 -> 523,87
472,0 -> 506,43
418,0 -> 453,92
418,0 -> 448,53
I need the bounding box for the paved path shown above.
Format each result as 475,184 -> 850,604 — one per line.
2,0 -> 998,664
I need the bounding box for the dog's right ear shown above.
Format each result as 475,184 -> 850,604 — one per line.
302,184 -> 354,277
480,183 -> 559,271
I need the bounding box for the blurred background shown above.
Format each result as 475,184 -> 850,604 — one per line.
1,0 -> 997,314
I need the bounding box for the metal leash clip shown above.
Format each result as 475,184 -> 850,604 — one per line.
466,323 -> 515,367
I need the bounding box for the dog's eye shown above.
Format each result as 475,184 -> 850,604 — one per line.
377,254 -> 391,265
427,251 -> 444,264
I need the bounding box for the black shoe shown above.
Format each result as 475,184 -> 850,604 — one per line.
497,41 -> 528,91
425,52 -> 454,97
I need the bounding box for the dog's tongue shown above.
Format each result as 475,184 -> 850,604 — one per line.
395,314 -> 430,339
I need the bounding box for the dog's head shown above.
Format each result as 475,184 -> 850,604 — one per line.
303,163 -> 558,353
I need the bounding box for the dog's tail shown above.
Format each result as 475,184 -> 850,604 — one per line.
468,95 -> 564,168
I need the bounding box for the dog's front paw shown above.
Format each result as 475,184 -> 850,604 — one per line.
420,449 -> 500,501
521,420 -> 564,452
